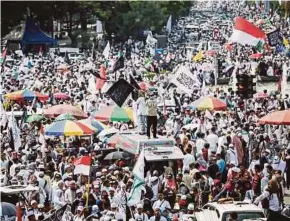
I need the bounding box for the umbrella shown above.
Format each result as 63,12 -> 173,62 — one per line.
4,89 -> 49,101
78,118 -> 107,133
26,114 -> 45,123
54,92 -> 70,100
258,110 -> 290,125
249,53 -> 263,59
94,106 -> 134,122
98,128 -> 119,139
104,151 -> 130,160
43,104 -> 87,118
44,120 -> 95,136
189,97 -> 227,111
0,202 -> 16,217
254,92 -> 269,99
106,133 -> 121,147
55,113 -> 76,121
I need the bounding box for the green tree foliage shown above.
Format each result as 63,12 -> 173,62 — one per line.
1,1 -> 192,40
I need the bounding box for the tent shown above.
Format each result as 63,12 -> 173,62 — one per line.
4,18 -> 57,50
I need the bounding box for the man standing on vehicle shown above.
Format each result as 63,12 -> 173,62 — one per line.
146,93 -> 158,139
136,91 -> 147,135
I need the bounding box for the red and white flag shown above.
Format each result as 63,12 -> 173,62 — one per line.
229,17 -> 266,46
74,156 -> 91,176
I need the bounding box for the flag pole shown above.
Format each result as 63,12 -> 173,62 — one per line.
85,156 -> 92,208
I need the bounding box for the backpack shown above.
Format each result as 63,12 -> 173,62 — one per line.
261,193 -> 272,209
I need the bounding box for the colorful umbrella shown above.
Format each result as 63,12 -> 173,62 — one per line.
94,106 -> 134,122
55,113 -> 76,121
258,110 -> 290,125
106,133 -> 121,148
26,114 -> 45,123
44,120 -> 95,136
249,53 -> 263,59
43,104 -> 87,118
254,92 -> 269,99
189,97 -> 227,111
54,92 -> 70,100
78,118 -> 107,133
4,89 -> 48,101
103,151 -> 130,160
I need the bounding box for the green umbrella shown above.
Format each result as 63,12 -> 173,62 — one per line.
26,114 -> 45,123
55,113 -> 76,121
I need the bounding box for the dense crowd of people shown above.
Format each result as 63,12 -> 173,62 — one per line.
1,1 -> 290,221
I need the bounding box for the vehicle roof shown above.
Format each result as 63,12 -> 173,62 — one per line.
1,185 -> 39,194
204,202 -> 263,213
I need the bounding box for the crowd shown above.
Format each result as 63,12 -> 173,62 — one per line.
1,1 -> 290,221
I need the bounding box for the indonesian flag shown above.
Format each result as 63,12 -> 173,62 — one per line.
74,156 -> 91,176
229,17 -> 266,46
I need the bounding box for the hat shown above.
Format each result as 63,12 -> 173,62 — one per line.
102,168 -> 108,173
96,172 -> 102,177
76,189 -> 83,194
38,204 -> 44,209
113,170 -> 119,175
31,200 -> 37,205
232,167 -> 241,173
230,161 -> 236,165
77,206 -> 84,211
137,204 -> 143,209
187,203 -> 194,210
265,149 -> 271,154
111,203 -> 117,208
38,164 -> 45,169
181,195 -> 187,200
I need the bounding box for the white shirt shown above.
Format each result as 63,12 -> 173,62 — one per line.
152,199 -> 171,212
226,149 -> 238,166
136,97 -> 147,115
254,190 -> 281,212
206,133 -> 219,153
183,154 -> 195,172
196,138 -> 206,154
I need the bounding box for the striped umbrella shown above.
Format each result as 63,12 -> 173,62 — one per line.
4,89 -> 48,101
44,120 -> 95,136
43,104 -> 87,118
189,97 -> 227,111
94,106 -> 133,122
78,118 -> 107,133
55,113 -> 76,121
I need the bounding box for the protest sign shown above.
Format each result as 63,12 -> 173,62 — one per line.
171,66 -> 198,94
267,29 -> 280,46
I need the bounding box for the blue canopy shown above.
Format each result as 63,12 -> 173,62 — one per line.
22,19 -> 57,46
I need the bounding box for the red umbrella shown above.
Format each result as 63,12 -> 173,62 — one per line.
54,92 -> 70,100
43,104 -> 87,119
249,53 -> 263,59
254,92 -> 269,99
258,110 -> 290,125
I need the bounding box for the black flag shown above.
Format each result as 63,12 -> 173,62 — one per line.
267,29 -> 281,47
112,55 -> 125,73
106,78 -> 134,107
129,74 -> 140,101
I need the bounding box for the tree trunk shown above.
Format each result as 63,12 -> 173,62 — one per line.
80,9 -> 87,31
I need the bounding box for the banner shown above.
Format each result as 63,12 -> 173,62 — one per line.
8,111 -> 21,152
106,79 -> 134,107
267,29 -> 280,47
146,34 -> 157,46
171,66 -> 199,94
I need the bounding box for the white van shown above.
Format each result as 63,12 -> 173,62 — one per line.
202,201 -> 265,221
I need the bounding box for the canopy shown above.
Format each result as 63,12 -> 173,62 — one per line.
22,19 -> 57,45
258,110 -> 290,125
4,18 -> 57,46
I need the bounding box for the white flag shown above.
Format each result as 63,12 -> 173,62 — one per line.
166,15 -> 172,33
8,111 -> 21,151
146,34 -> 157,46
281,63 -> 287,98
0,101 -> 8,127
96,20 -> 103,33
102,42 -> 110,59
171,66 -> 199,94
127,148 -> 145,206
